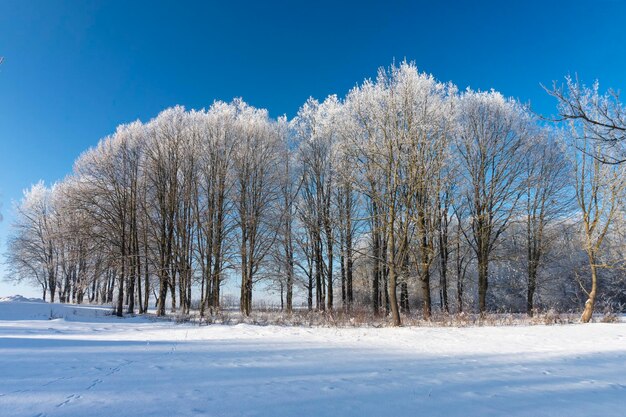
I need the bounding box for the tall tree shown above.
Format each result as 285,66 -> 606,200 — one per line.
72,123 -> 145,316
456,91 -> 529,314
522,128 -> 571,315
144,107 -> 188,316
192,103 -> 236,316
274,117 -> 299,313
6,182 -> 60,302
293,96 -> 341,311
571,137 -> 625,322
232,100 -> 281,316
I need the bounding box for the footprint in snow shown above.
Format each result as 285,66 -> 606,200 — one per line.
56,394 -> 81,408
86,379 -> 103,390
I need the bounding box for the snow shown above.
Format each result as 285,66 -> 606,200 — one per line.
0,295 -> 45,303
1,302 -> 625,416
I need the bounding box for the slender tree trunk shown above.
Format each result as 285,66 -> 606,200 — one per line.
400,281 -> 410,314
326,235 -> 333,311
527,264 -> 537,316
346,231 -> 354,309
478,254 -> 488,315
581,252 -> 598,323
388,262 -> 401,326
372,214 -> 380,315
127,230 -> 136,314
419,269 -> 431,319
116,229 -> 126,317
307,263 -> 313,311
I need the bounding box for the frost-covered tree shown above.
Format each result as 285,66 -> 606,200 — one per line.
521,128 -> 572,315
6,182 -> 60,302
232,100 -> 282,316
548,76 -> 626,164
8,61 -> 625,321
342,62 -> 457,323
73,121 -> 145,316
271,117 -> 299,312
191,103 -> 237,316
571,136 -> 626,322
144,107 -> 188,316
292,96 -> 342,311
456,90 -> 530,314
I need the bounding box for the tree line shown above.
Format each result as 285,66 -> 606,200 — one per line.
6,62 -> 626,324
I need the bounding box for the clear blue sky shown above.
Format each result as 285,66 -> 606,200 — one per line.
1,0 -> 625,297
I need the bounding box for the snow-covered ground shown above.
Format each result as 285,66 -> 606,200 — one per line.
1,300 -> 625,417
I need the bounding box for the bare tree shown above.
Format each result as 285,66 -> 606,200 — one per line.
335,149 -> 358,312
456,91 -> 529,314
346,74 -> 404,325
274,117 -> 299,313
6,182 -> 60,302
293,96 -> 340,311
571,136 -> 625,322
547,76 -> 626,164
522,128 -> 572,315
192,104 -> 236,316
144,107 -> 188,316
72,122 -> 145,316
232,100 -> 281,316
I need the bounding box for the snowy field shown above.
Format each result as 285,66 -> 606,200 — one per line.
1,300 -> 625,417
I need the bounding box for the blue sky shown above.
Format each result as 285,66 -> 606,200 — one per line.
1,0 -> 625,297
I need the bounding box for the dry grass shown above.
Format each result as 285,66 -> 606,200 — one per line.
162,307 -> 599,328
130,302 -> 626,327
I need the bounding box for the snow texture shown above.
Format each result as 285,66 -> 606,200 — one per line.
0,295 -> 45,303
1,301 -> 625,416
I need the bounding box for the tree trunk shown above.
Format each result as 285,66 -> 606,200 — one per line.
478,256 -> 488,315
372,223 -> 380,315
581,254 -> 598,323
116,235 -> 125,317
527,263 -> 537,316
388,262 -> 401,326
400,281 -> 410,314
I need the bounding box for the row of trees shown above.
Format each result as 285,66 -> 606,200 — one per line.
6,63 -> 626,324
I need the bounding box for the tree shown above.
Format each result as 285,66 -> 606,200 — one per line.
345,71 -> 406,325
547,76 -> 626,164
402,71 -> 455,320
7,182 -> 60,302
293,96 -> 341,311
550,76 -> 626,321
456,90 -> 529,314
73,122 -> 145,316
335,144 -> 358,312
273,117 -> 299,313
571,137 -> 625,322
191,103 -> 237,316
232,100 -> 281,316
521,128 -> 571,315
144,107 -> 188,316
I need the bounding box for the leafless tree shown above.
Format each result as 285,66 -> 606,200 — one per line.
6,182 -> 60,302
456,91 -> 529,314
521,128 -> 572,315
232,101 -> 281,316
571,136 -> 626,322
547,76 -> 626,164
